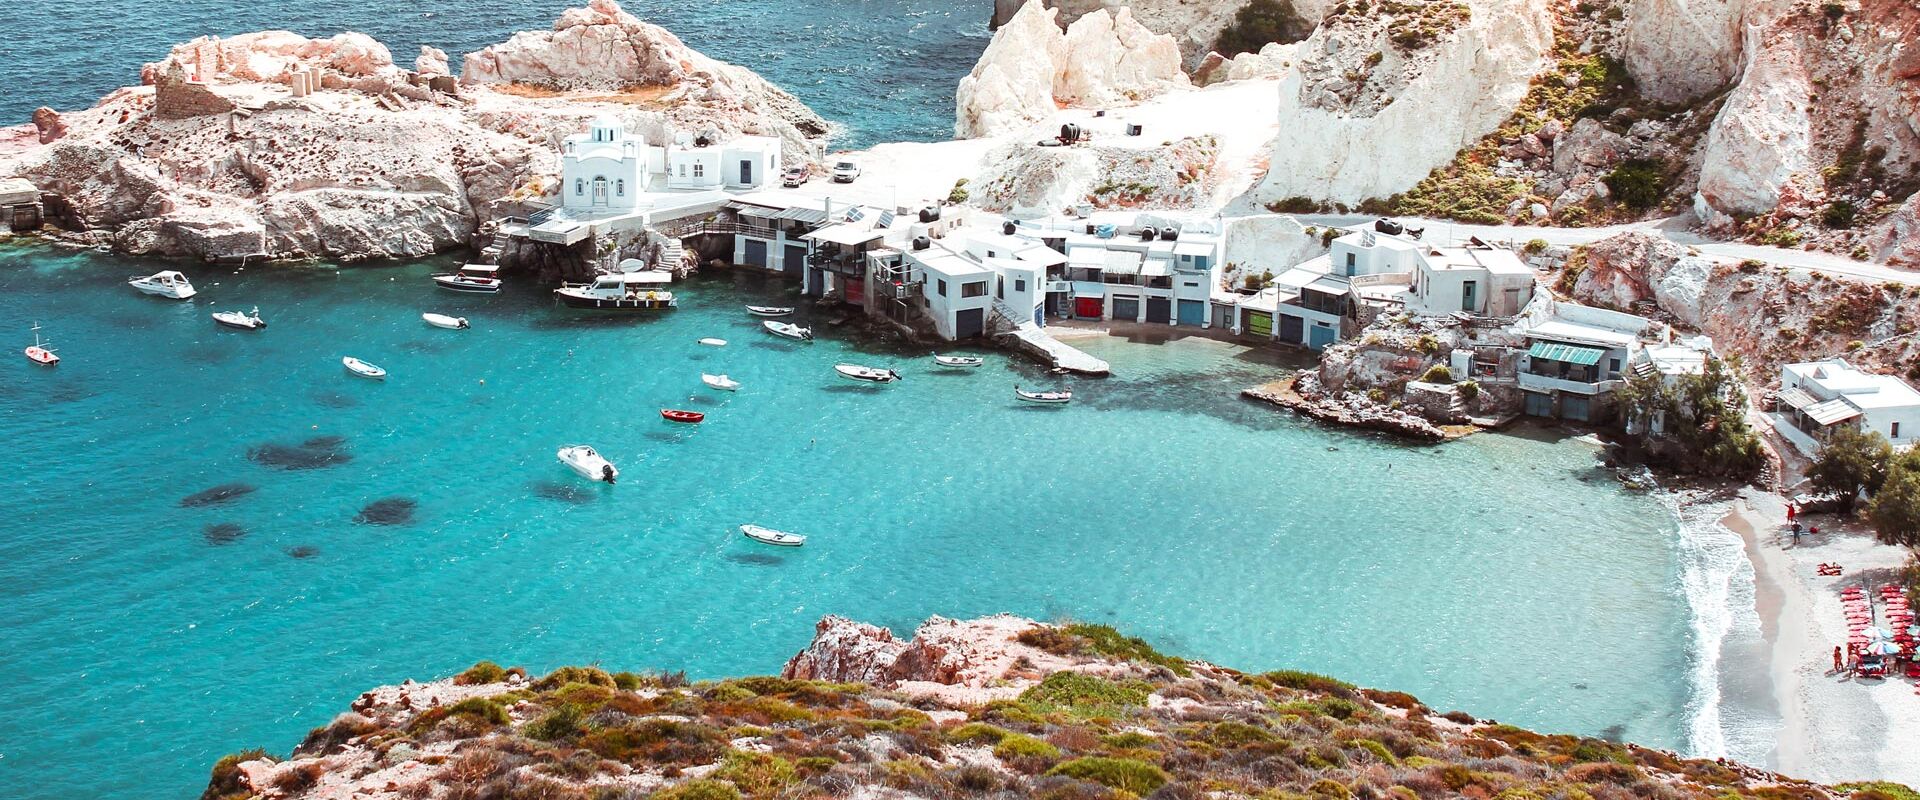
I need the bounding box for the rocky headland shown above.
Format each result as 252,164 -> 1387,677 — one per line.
195,614 -> 1860,800
0,0 -> 827,263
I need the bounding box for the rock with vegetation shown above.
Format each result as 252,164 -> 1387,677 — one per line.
201,614 -> 1869,800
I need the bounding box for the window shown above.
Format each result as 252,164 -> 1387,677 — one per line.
615,179 -> 624,196
693,163 -> 704,178
1895,422 -> 1903,439
937,279 -> 948,297
961,281 -> 989,298
677,164 -> 685,177
996,276 -> 1004,300
575,178 -> 584,195
1015,278 -> 1026,292
1608,358 -> 1621,376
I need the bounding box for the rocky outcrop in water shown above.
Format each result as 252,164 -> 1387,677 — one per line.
0,1 -> 827,263
955,0 -> 1188,138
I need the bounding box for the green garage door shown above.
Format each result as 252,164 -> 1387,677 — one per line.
1246,311 -> 1273,337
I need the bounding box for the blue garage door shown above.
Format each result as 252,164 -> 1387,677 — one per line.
1178,299 -> 1206,325
1308,323 -> 1336,351
742,239 -> 768,268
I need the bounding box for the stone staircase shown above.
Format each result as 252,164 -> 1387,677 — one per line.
646,227 -> 687,272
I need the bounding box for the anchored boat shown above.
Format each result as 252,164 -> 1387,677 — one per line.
740,524 -> 805,547
555,271 -> 676,310
661,408 -> 705,423
1015,385 -> 1071,404
431,264 -> 502,293
23,322 -> 58,366
702,373 -> 740,391
933,354 -> 984,368
422,313 -> 470,330
129,270 -> 196,299
762,321 -> 813,341
557,445 -> 618,484
835,363 -> 901,384
212,307 -> 267,330
698,337 -> 727,347
342,356 -> 386,380
746,305 -> 794,317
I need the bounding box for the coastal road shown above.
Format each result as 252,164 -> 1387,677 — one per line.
1296,214 -> 1917,283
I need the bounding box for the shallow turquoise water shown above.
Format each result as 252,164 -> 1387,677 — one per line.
0,245 -> 1696,798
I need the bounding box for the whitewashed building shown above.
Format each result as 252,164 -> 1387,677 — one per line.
665,133 -> 780,191
1406,242 -> 1535,318
1775,359 -> 1920,455
1511,300 -> 1655,422
560,117 -> 647,212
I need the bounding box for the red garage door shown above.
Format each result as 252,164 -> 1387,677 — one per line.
843,276 -> 864,303
1074,296 -> 1104,318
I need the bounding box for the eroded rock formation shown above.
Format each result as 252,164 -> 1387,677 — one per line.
955,0 -> 1188,138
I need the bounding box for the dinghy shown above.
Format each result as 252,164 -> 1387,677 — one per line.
422,313 -> 470,330
661,408 -> 705,423
431,264 -> 502,293
933,354 -> 984,368
1015,385 -> 1071,404
763,321 -> 813,341
556,445 -> 618,484
23,322 -> 57,366
702,373 -> 740,391
746,305 -> 794,317
342,356 -> 386,380
129,270 -> 196,299
835,363 -> 901,384
212,307 -> 267,330
698,337 -> 727,347
740,524 -> 806,547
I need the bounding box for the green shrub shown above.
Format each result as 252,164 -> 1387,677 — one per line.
1215,0 -> 1313,57
1019,672 -> 1151,717
1045,757 -> 1171,794
454,661 -> 510,685
1351,738 -> 1399,765
948,178 -> 970,204
1822,200 -> 1858,229
993,732 -> 1062,761
948,722 -> 1010,745
1264,670 -> 1358,697
204,748 -> 271,800
448,697 -> 510,727
1523,238 -> 1550,255
1836,782 -> 1920,800
713,751 -> 797,798
524,703 -> 585,741
533,666 -> 614,691
1603,159 -> 1667,210
1267,195 -> 1323,214
652,779 -> 744,800
1420,365 -> 1454,383
1456,380 -> 1480,402
704,683 -> 757,703
1207,720 -> 1277,745
1057,624 -> 1189,675
1102,731 -> 1159,749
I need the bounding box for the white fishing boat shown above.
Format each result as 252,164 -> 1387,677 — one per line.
698,337 -> 727,347
702,373 -> 741,391
342,356 -> 386,380
554,271 -> 676,310
763,320 -> 813,341
422,313 -> 470,330
746,305 -> 794,317
23,322 -> 58,366
211,307 -> 266,330
557,445 -> 618,484
430,264 -> 502,293
128,270 -> 197,299
933,354 -> 984,368
1015,385 -> 1071,404
740,524 -> 805,547
835,363 -> 901,384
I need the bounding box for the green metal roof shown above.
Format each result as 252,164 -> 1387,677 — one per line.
1527,341 -> 1606,366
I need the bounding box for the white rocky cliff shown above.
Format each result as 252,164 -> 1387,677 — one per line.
955,0 -> 1188,139
0,0 -> 827,262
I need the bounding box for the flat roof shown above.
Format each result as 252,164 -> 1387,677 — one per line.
1522,319 -> 1637,349
1171,241 -> 1213,257
804,223 -> 889,247
911,248 -> 992,279
1427,246 -> 1533,275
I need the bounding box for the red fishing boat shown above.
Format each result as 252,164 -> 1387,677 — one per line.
661,408 -> 705,423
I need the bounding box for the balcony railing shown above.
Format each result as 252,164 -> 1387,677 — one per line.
1519,372 -> 1623,396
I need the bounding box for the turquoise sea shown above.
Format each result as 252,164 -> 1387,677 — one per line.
0,245 -> 1717,798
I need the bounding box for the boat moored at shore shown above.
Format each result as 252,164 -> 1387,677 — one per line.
431,264 -> 503,293
555,271 -> 676,310
129,271 -> 196,299
933,354 -> 984,368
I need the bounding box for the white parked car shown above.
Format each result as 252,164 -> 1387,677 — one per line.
830,158 -> 861,183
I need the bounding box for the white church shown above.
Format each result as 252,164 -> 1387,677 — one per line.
559,116 -> 782,212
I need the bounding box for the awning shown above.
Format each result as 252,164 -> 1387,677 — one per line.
1776,386 -> 1818,411
1141,257 -> 1173,277
1527,341 -> 1606,366
1067,246 -> 1106,267
1103,251 -> 1143,275
1804,398 -> 1863,426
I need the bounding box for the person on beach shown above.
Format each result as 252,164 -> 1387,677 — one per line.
1834,645 -> 1844,674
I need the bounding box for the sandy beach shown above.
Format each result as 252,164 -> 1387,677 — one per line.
1721,489 -> 1919,785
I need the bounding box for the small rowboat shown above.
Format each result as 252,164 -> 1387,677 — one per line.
423,313 -> 469,330
1015,385 -> 1071,404
212,307 -> 267,330
702,373 -> 740,391
661,408 -> 705,423
933,354 -> 984,368
763,321 -> 813,341
343,356 -> 386,380
746,305 -> 795,317
741,524 -> 806,547
24,323 -> 58,366
835,363 -> 901,384
698,337 -> 727,347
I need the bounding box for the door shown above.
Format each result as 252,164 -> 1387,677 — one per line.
783,245 -> 807,276
1562,393 -> 1591,422
1308,323 -> 1336,351
1213,304 -> 1235,329
843,275 -> 865,303
591,177 -> 609,206
1178,299 -> 1205,326
1278,314 -> 1304,344
1112,297 -> 1140,321
1461,280 -> 1477,313
1145,297 -> 1171,324
742,239 -> 768,268
1523,391 -> 1554,418
1034,306 -> 1046,327
1246,311 -> 1273,337
739,159 -> 753,185
1074,297 -> 1103,318
956,308 -> 985,338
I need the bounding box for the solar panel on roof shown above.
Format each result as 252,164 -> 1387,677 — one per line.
845,207 -> 866,222
876,210 -> 896,227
